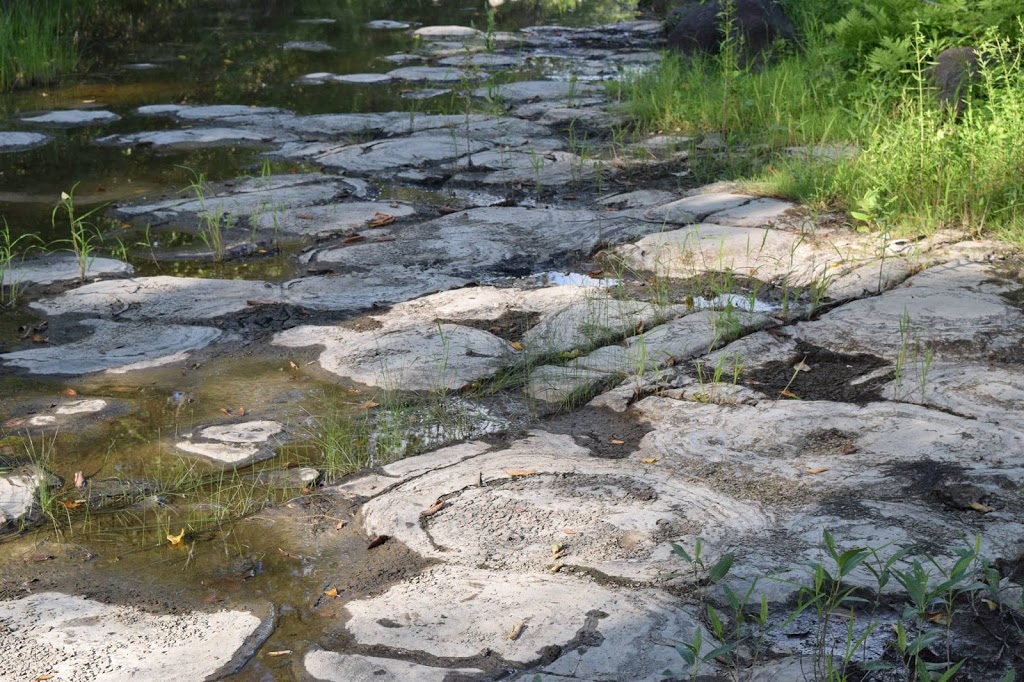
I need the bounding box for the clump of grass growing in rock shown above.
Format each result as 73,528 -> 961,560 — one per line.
0,218 -> 42,306
52,183 -> 106,282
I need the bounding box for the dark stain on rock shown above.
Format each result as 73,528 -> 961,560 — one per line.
743,341 -> 891,404
544,405 -> 652,459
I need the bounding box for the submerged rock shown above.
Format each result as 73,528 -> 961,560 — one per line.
0,255 -> 132,288
0,468 -> 50,532
0,131 -> 50,153
19,109 -> 121,127
0,319 -> 222,375
175,420 -> 285,468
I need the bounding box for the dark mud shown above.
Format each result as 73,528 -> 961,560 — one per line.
743,340 -> 892,404
543,404 -> 652,459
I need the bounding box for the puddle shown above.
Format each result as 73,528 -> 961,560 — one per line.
691,292 -> 780,313
528,270 -> 619,288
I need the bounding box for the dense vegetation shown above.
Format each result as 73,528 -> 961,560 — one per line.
627,0 -> 1024,242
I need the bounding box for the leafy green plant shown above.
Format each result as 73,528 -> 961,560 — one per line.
52,183 -> 107,282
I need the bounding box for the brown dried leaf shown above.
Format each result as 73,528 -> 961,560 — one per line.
505,469 -> 538,478
367,534 -> 390,550
63,387 -> 78,397
3,418 -> 26,428
970,501 -> 995,513
368,212 -> 396,227
335,519 -> 347,531
779,389 -> 799,399
341,233 -> 365,244
32,334 -> 48,344
361,400 -> 379,409
32,673 -> 56,682
508,620 -> 526,641
219,407 -> 230,416
278,548 -> 302,560
563,529 -> 577,535
61,500 -> 82,510
550,563 -> 563,573
234,406 -> 246,417
420,500 -> 446,518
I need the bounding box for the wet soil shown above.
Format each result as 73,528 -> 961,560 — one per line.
543,404 -> 652,459
743,340 -> 892,404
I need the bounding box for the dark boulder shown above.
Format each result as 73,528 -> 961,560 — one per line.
931,46 -> 979,115
666,0 -> 796,62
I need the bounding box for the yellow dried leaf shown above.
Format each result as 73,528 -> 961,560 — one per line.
324,587 -> 339,598
550,563 -> 563,574
779,389 -> 799,399
362,400 -> 380,409
167,529 -> 186,546
805,467 -> 829,475
335,519 -> 347,530
266,650 -> 292,657
508,620 -> 526,641
32,674 -> 55,682
926,611 -> 949,625
505,469 -> 538,477
981,598 -> 998,611
509,341 -> 524,351
640,458 -> 657,464
610,438 -> 625,445
970,501 -> 995,513
289,361 -> 299,370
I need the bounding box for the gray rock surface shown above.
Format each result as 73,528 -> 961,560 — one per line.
0,319 -> 222,375
0,592 -> 264,681
94,127 -> 279,150
0,131 -> 50,153
0,255 -> 132,287
19,109 -> 121,127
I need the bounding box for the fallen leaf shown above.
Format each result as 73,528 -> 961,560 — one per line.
60,500 -> 82,510
81,98 -> 96,104
640,458 -> 657,464
970,501 -> 995,513
562,194 -> 577,200
347,387 -> 362,394
779,389 -> 800,399
24,554 -> 55,563
550,563 -> 563,573
283,461 -> 298,469
341,233 -> 365,244
508,620 -> 526,641
368,212 -> 396,227
420,499 -> 446,518
805,467 -> 829,475
926,611 -> 950,625
361,400 -> 379,409
3,418 -> 26,428
509,341 -> 524,351
981,598 -> 998,611
335,520 -> 347,530
32,334 -> 48,343
563,529 -> 577,535
32,673 -> 55,682
324,587 -> 339,598
289,361 -> 299,371
587,269 -> 604,278
63,387 -> 78,397
234,406 -> 246,417
278,548 -> 302,560
266,650 -> 292,657
610,438 -> 625,445
167,529 -> 186,546
793,360 -> 810,372
505,469 -> 538,477
367,534 -> 390,550
219,407 -> 230,415
551,542 -> 565,558
296,213 -> 314,220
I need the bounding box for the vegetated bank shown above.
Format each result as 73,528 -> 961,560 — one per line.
626,0 -> 1024,244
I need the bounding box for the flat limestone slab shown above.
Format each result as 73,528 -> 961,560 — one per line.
474,80 -> 602,102
704,197 -> 798,227
0,319 -> 222,375
413,25 -> 481,38
175,420 -> 283,468
639,191 -> 754,224
0,255 -> 132,287
0,131 -> 50,153
311,136 -> 491,173
32,276 -> 283,321
282,269 -> 468,313
0,592 -> 262,682
618,223 -> 837,287
306,206 -> 658,278
361,431 -> 769,581
304,651 -> 482,682
94,127 -> 279,150
254,201 -> 415,235
0,470 -> 44,530
276,323 -> 514,390
343,564 -> 705,677
19,109 -> 121,127
385,66 -> 473,82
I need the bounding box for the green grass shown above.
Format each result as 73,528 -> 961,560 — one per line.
624,13 -> 1024,244
0,2 -> 76,90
